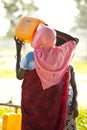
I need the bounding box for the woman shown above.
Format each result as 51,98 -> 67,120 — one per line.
14,24 -> 78,130
55,31 -> 79,130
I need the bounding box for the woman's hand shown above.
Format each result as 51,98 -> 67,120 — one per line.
14,36 -> 25,75
14,36 -> 24,55
14,36 -> 24,45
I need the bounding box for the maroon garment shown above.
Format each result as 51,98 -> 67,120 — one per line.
21,69 -> 69,130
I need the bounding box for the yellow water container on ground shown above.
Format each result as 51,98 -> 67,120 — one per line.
2,113 -> 22,130
15,16 -> 45,43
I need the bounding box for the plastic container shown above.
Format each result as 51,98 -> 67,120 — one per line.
15,16 -> 45,43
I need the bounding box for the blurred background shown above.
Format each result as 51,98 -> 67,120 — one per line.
0,0 -> 87,129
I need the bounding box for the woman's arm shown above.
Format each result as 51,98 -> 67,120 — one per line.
55,29 -> 79,46
70,70 -> 79,118
14,36 -> 27,79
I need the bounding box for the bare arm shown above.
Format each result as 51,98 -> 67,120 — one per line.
70,72 -> 78,103
55,29 -> 79,46
14,36 -> 27,80
70,71 -> 79,118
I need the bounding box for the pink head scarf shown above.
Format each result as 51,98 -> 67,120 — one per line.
31,24 -> 76,89
31,23 -> 56,49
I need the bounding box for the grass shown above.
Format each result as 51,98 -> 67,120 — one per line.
0,106 -> 87,130
76,107 -> 87,130
0,107 -> 15,118
0,60 -> 87,79
0,106 -> 21,118
0,106 -> 21,130
72,61 -> 87,74
0,47 -> 87,78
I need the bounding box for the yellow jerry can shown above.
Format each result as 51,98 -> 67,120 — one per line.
2,113 -> 22,130
15,16 -> 45,43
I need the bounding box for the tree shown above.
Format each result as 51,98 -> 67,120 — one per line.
72,0 -> 87,61
1,0 -> 38,38
71,0 -> 87,31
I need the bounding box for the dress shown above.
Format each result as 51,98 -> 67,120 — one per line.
64,66 -> 76,130
21,69 -> 69,130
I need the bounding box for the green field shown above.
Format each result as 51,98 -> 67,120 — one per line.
76,107 -> 87,130
0,43 -> 87,78
0,60 -> 87,78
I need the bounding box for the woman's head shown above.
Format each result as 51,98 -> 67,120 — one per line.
31,24 -> 56,49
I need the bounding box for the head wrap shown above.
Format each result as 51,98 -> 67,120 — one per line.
31,24 -> 76,89
31,23 -> 56,49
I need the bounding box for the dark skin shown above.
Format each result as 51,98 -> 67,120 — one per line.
69,68 -> 79,118
14,36 -> 26,79
55,30 -> 79,118
14,29 -> 79,118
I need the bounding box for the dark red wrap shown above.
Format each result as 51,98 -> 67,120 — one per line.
21,68 -> 69,130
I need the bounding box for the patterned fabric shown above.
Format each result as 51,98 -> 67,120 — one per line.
67,84 -> 73,107
64,107 -> 76,130
20,51 -> 35,71
21,68 -> 69,130
64,66 -> 76,130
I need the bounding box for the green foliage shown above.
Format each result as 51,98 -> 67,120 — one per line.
72,0 -> 87,31
1,0 -> 38,38
0,61 -> 87,79
0,107 -> 14,118
77,107 -> 87,130
0,106 -> 87,130
0,106 -> 21,118
75,0 -> 87,29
